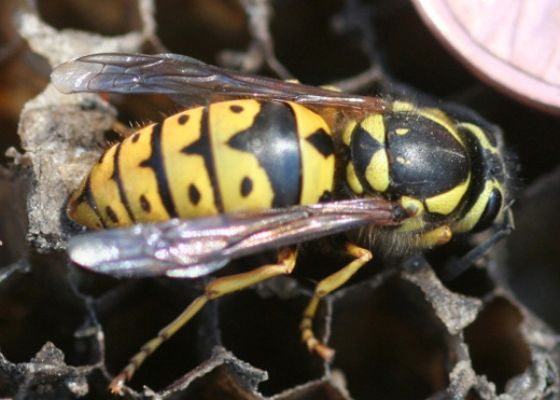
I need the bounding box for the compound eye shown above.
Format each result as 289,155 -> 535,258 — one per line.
473,189 -> 503,232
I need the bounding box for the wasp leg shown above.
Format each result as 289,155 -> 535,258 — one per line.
300,242 -> 372,362
109,248 -> 297,395
417,225 -> 453,248
440,209 -> 514,280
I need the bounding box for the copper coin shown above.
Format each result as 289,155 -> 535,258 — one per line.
412,0 -> 560,115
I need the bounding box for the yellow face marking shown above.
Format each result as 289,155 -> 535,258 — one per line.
458,122 -> 498,154
118,124 -> 170,222
161,108 -> 219,218
88,145 -> 134,227
425,176 -> 471,215
346,163 -> 363,194
452,180 -> 504,233
396,196 -> 425,232
365,149 -> 389,192
290,102 -> 335,204
395,128 -> 410,135
210,100 -> 274,212
360,114 -> 385,144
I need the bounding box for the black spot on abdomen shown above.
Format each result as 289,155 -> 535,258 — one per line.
189,184 -> 201,206
240,176 -> 253,197
105,206 -> 118,223
140,194 -> 151,212
227,101 -> 302,208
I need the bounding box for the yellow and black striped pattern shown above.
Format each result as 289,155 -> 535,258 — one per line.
68,100 -> 335,229
68,96 -> 508,253
343,101 -> 505,244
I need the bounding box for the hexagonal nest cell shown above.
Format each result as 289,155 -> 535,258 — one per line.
0,0 -> 559,399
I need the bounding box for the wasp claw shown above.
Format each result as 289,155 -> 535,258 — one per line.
109,373 -> 127,396
314,343 -> 335,363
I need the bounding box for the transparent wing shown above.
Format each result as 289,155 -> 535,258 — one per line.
51,53 -> 387,112
68,198 -> 407,279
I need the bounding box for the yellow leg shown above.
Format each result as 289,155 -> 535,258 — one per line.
418,225 -> 453,248
300,243 -> 372,362
109,248 -> 297,395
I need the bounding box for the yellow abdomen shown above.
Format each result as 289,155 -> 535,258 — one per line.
68,99 -> 336,229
